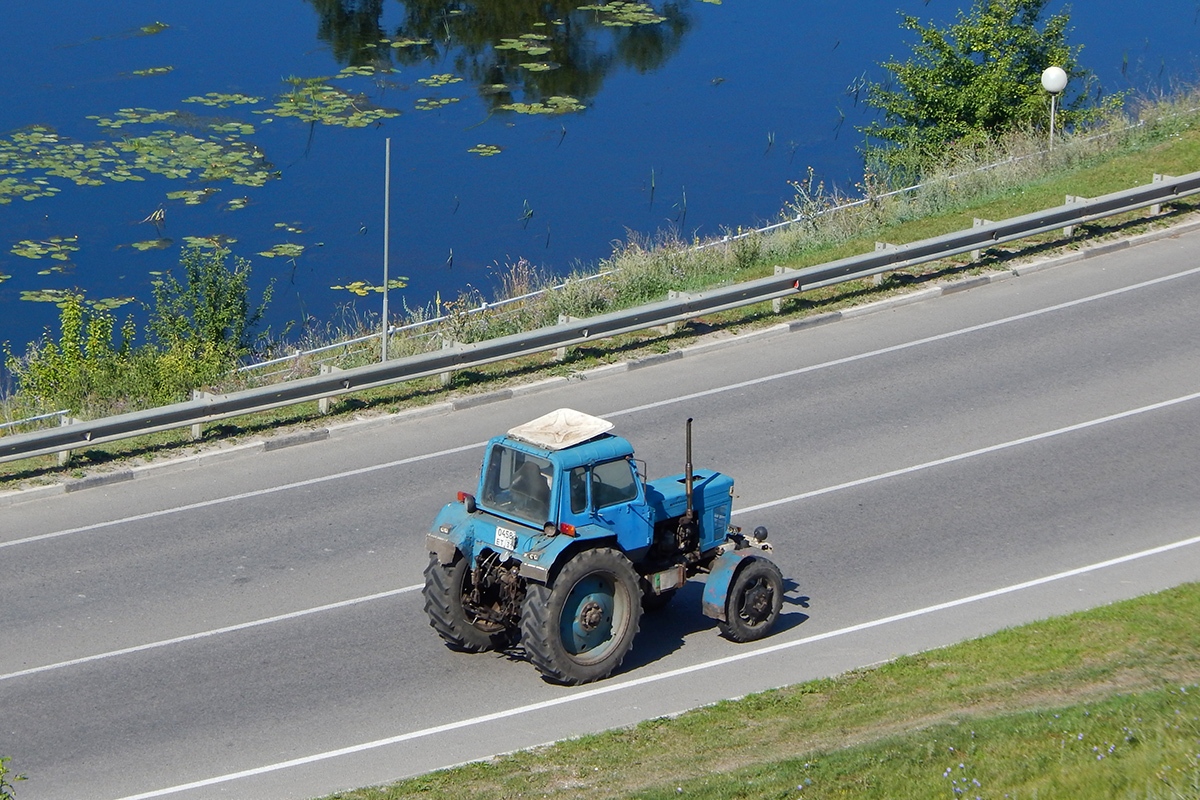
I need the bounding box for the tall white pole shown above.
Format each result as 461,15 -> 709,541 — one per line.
1049,93 -> 1057,151
1040,66 -> 1068,154
382,137 -> 391,362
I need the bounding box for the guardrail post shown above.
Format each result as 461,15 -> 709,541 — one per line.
440,339 -> 457,386
1151,174 -> 1177,216
1063,195 -> 1088,238
874,242 -> 897,285
773,266 -> 798,313
665,290 -> 700,334
318,365 -> 343,414
555,315 -> 580,361
190,391 -> 213,440
57,415 -> 80,466
971,219 -> 994,263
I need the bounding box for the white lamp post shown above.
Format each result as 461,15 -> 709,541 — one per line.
1041,66 -> 1068,151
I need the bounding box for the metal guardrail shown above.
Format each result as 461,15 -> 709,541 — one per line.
3,170 -> 1199,464
0,410 -> 69,433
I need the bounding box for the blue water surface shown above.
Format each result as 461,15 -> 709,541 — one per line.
0,0 -> 1196,352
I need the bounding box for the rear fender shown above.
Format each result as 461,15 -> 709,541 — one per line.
518,528 -> 617,584
702,551 -> 772,622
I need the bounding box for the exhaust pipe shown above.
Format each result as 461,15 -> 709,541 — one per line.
684,417 -> 694,521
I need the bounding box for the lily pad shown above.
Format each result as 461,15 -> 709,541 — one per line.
132,66 -> 174,77
418,74 -> 463,88
257,76 -> 401,128
415,97 -> 460,111
139,21 -> 170,35
388,37 -> 432,48
182,235 -> 237,249
496,37 -> 553,56
258,243 -> 305,258
166,187 -> 220,205
19,289 -> 137,310
331,277 -> 409,295
273,221 -> 304,233
11,236 -> 79,261
333,65 -> 379,77
468,144 -> 502,157
225,197 -> 250,211
519,62 -> 560,72
130,238 -> 174,251
20,288 -> 80,305
17,288 -> 130,309
499,95 -> 585,115
578,1 -> 667,26
182,93 -> 263,108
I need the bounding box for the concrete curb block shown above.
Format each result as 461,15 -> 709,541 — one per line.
628,350 -> 683,370
4,215 -> 1197,503
64,470 -> 134,493
262,429 -> 330,452
452,389 -> 513,410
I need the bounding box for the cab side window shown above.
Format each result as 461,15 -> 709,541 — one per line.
569,466 -> 589,514
592,459 -> 639,509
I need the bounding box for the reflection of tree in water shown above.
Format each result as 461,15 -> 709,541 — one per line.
305,0 -> 693,111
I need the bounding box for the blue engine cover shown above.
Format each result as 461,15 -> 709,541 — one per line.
646,469 -> 734,552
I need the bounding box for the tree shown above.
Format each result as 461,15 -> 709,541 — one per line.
861,0 -> 1114,182
147,244 -> 273,368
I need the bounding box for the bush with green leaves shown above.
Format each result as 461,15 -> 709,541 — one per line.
4,245 -> 273,416
861,0 -> 1123,183
0,756 -> 24,800
147,244 -> 273,369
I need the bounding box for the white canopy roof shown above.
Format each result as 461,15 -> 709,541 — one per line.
507,408 -> 614,451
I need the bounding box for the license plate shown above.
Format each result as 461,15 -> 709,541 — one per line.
495,527 -> 517,551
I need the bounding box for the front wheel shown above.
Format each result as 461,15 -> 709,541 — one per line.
521,548 -> 642,685
718,558 -> 784,643
423,552 -> 514,652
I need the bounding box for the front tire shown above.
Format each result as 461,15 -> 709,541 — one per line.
521,548 -> 642,684
423,552 -> 513,652
718,558 -> 783,643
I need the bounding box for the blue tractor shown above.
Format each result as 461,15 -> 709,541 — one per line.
424,408 -> 784,684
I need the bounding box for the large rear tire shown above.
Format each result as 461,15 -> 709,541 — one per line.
717,558 -> 783,643
423,552 -> 513,652
521,548 -> 642,684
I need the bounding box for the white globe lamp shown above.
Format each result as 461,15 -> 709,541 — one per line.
1041,66 -> 1068,150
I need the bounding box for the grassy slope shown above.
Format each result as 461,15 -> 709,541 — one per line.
326,583 -> 1200,799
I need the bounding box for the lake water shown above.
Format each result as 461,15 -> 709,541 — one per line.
1,0 -> 1197,353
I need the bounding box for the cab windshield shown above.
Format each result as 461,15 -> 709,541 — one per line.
480,444 -> 554,524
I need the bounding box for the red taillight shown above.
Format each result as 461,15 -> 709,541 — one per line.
558,523 -> 577,537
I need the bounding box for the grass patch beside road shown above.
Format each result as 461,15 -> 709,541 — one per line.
325,583 -> 1200,800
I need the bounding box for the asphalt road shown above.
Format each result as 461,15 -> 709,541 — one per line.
4,223 -> 1200,800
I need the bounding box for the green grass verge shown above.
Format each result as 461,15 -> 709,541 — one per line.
323,583 -> 1200,800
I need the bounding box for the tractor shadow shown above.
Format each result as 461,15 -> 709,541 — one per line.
616,579 -> 812,675
501,579 -> 811,682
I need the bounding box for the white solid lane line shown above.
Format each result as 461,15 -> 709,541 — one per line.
0,586 -> 420,683
734,389 -> 1200,516
0,441 -> 484,550
8,262 -> 1200,553
111,530 -> 1200,800
9,386 -> 1200,684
